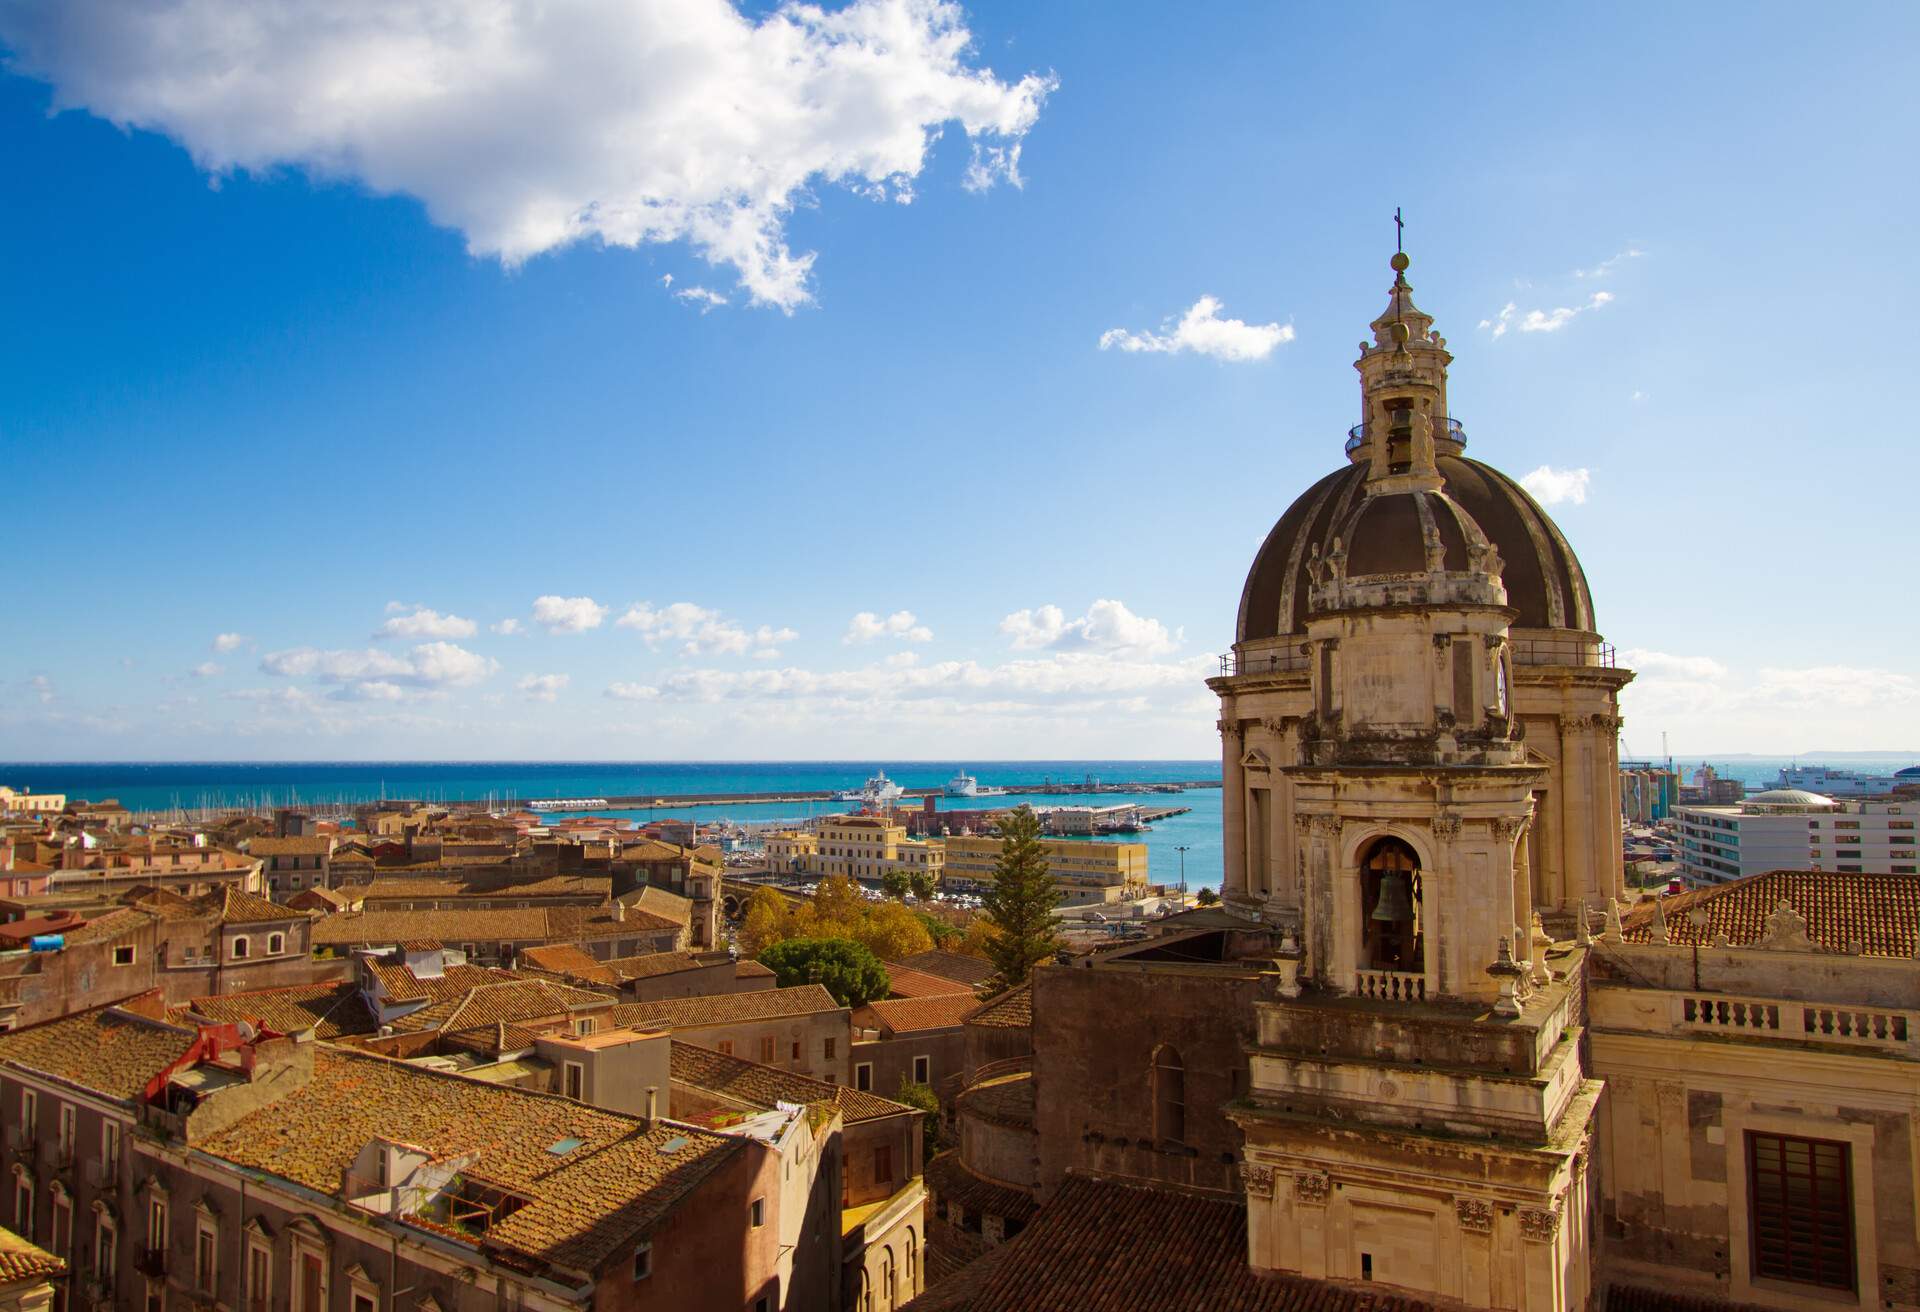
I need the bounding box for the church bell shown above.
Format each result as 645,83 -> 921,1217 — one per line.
1371,871 -> 1414,922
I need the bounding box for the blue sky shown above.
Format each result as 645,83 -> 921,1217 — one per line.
2,2 -> 1915,761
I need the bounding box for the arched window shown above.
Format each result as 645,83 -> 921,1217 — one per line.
231,936 -> 250,960
1152,1045 -> 1185,1144
1360,837 -> 1423,973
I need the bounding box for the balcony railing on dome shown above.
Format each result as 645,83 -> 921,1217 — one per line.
1344,415 -> 1468,456
1509,637 -> 1616,668
1218,648 -> 1310,678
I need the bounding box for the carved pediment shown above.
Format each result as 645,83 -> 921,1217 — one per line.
1759,900 -> 1815,952
1240,748 -> 1271,772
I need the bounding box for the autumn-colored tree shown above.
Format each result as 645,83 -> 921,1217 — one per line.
979,806 -> 1061,988
809,874 -> 868,928
738,887 -> 794,955
955,916 -> 1000,959
851,899 -> 935,961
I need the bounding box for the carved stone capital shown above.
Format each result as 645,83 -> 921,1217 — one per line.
1489,817 -> 1523,842
1293,1172 -> 1331,1206
1518,1200 -> 1563,1243
1259,716 -> 1290,735
1239,1162 -> 1276,1197
1573,1136 -> 1592,1178
1454,1197 -> 1493,1234
1293,814 -> 1315,834
1430,815 -> 1462,838
1218,720 -> 1242,744
1307,815 -> 1343,837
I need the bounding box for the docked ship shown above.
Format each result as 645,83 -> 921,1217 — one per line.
1769,764 -> 1903,797
945,770 -> 1007,799
835,771 -> 904,806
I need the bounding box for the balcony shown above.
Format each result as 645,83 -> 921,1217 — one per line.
1509,637 -> 1616,669
1344,415 -> 1468,456
1217,647 -> 1310,678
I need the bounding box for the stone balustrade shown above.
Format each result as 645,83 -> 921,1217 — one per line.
1675,993 -> 1913,1051
1354,968 -> 1427,1003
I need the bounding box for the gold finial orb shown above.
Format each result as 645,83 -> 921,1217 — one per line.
1391,321 -> 1411,345
1390,251 -> 1410,273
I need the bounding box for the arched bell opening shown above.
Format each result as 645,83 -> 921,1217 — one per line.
1360,836 -> 1424,973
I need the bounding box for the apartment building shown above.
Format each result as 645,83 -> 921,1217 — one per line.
940,836 -> 1149,907
1676,789 -> 1917,885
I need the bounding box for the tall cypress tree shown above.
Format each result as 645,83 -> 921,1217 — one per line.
979,806 -> 1062,988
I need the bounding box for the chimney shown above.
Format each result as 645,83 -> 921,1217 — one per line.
645,1085 -> 658,1128
613,899 -> 626,923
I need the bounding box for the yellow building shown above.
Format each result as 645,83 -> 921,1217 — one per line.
764,815 -> 944,882
0,787 -> 65,815
941,835 -> 1149,906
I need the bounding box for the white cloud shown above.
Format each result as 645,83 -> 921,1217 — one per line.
0,0 -> 1054,310
189,662 -> 224,679
532,595 -> 609,634
517,673 -> 569,703
1482,291 -> 1614,338
1620,651 -> 1920,754
844,610 -> 933,644
212,632 -> 247,652
260,642 -> 498,690
616,602 -> 795,657
673,286 -> 728,313
645,649 -> 1214,720
999,599 -> 1180,656
491,618 -> 524,635
1519,466 -> 1591,506
963,142 -> 1024,192
606,682 -> 662,702
1631,390 -> 1647,403
376,605 -> 477,639
1574,248 -> 1644,279
30,675 -> 55,704
1620,649 -> 1729,681
1100,295 -> 1293,363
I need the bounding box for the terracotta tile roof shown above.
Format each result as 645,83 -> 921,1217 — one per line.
194,1046 -> 739,1276
856,993 -> 980,1036
0,1224 -> 67,1285
924,1150 -> 1038,1225
247,836 -> 334,857
894,950 -> 996,987
624,886 -> 693,923
517,944 -> 616,984
0,1004 -> 194,1100
612,984 -> 843,1031
362,874 -> 608,901
669,1040 -> 910,1124
314,909 -> 541,945
219,886 -> 304,925
384,979 -> 612,1036
293,885 -> 353,908
964,984 -> 1030,1029
1621,870 -> 1920,957
58,907 -> 154,946
364,958 -> 512,1004
884,964 -> 978,999
173,981 -> 378,1040
736,959 -> 775,980
606,950 -> 735,981
913,1173 -> 1438,1312
955,1070 -> 1034,1131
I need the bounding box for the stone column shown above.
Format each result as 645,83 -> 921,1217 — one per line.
1220,718 -> 1247,904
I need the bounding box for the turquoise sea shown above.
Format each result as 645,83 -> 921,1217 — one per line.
0,760 -> 1227,891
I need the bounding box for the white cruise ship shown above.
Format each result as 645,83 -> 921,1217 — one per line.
835,771 -> 904,806
1769,765 -> 1901,798
946,770 -> 1006,799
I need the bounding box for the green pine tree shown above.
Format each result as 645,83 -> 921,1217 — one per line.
979,806 -> 1061,988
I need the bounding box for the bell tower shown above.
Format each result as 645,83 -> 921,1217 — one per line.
1219,230 -> 1605,1311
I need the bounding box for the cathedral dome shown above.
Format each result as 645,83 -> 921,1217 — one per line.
1236,453 -> 1595,641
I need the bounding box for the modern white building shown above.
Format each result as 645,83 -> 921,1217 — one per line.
1675,788 -> 1919,884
